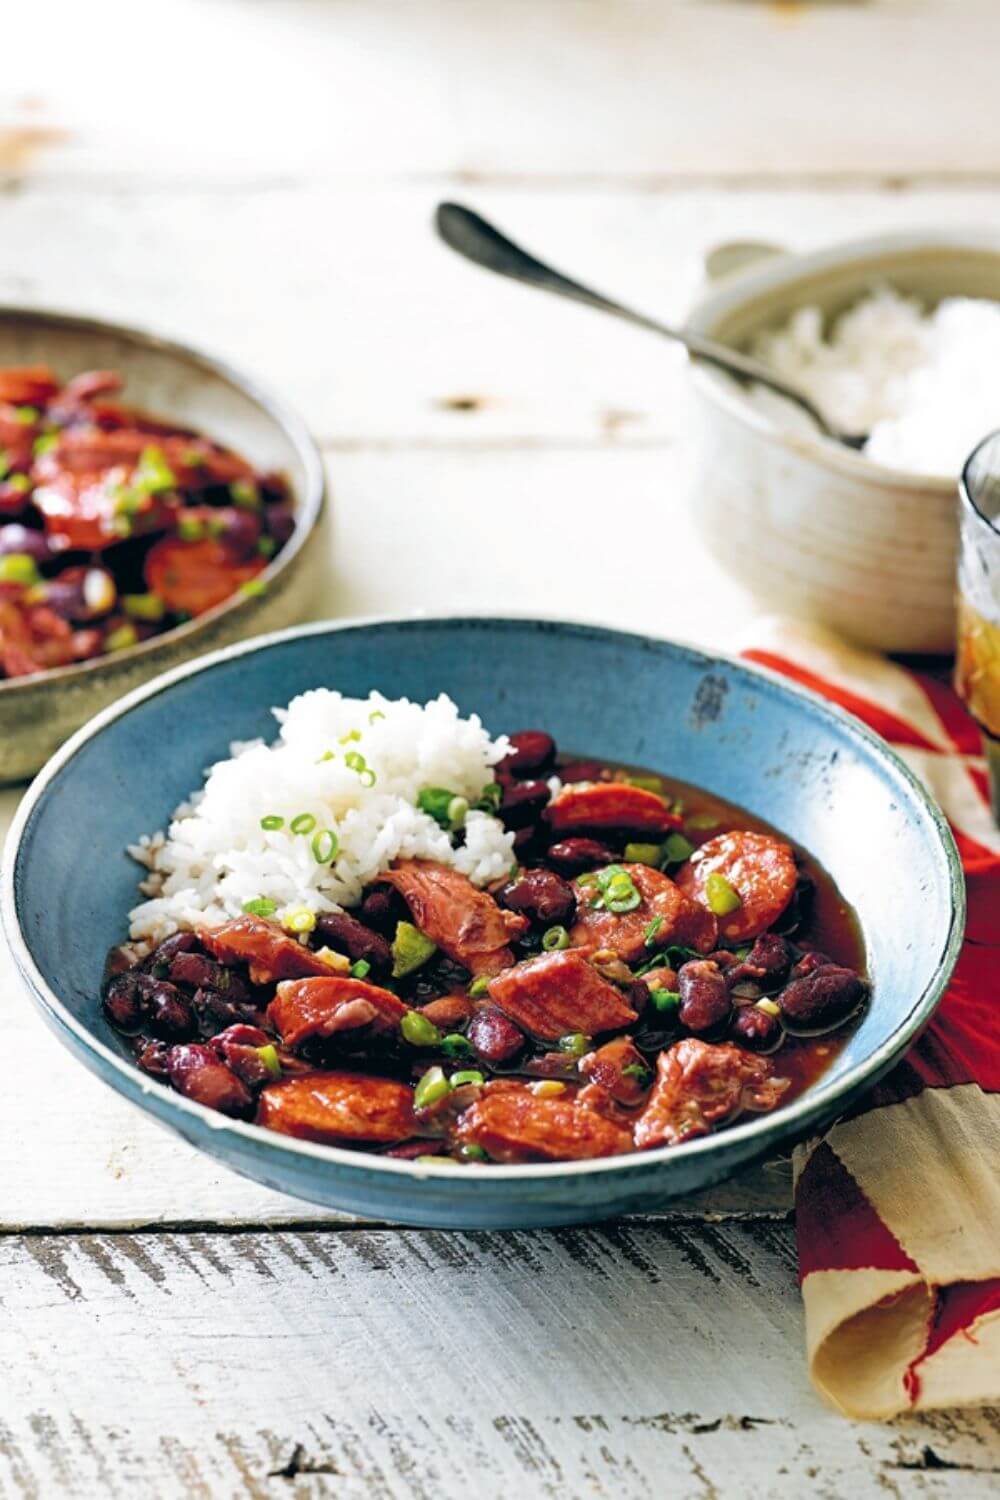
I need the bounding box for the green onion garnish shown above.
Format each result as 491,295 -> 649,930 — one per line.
177,514 -> 206,542
542,925 -> 570,951
230,479 -> 260,510
624,842 -> 662,866
350,959 -> 371,980
284,907 -> 316,935
105,623 -> 138,652
643,916 -> 664,948
0,449 -> 8,479
476,782 -> 503,815
310,828 -> 339,864
468,975 -> 490,999
14,405 -> 39,425
414,1066 -> 451,1110
417,786 -> 460,829
345,750 -> 376,786
705,872 -> 742,917
450,1069 -> 484,1088
441,1032 -> 473,1057
628,774 -> 663,792
239,578 -> 267,599
651,988 -> 681,1014
557,1032 -> 590,1056
661,832 -> 695,866
0,552 -> 40,586
686,811 -> 720,832
243,897 -> 277,917
459,1143 -> 488,1162
368,709 -> 386,723
621,1062 -> 652,1086
401,1011 -> 443,1047
339,729 -> 361,744
257,535 -> 276,558
33,431 -> 59,458
134,445 -> 176,494
256,1044 -> 282,1079
391,921 -> 437,978
290,812 -> 317,835
260,814 -> 284,831
122,592 -> 165,623
316,750 -> 335,763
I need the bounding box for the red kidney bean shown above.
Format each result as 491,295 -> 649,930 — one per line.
499,779 -> 551,829
144,931 -> 200,973
557,760 -> 606,784
0,523 -> 53,564
789,949 -> 833,981
726,933 -> 791,990
39,577 -> 88,621
420,994 -> 473,1029
217,508 -> 261,559
677,960 -> 732,1035
313,911 -> 392,973
467,1007 -> 526,1064
210,1024 -> 275,1087
778,965 -> 865,1030
166,1044 -> 254,1117
512,825 -> 546,857
136,1039 -> 171,1077
103,972 -> 144,1032
546,837 -> 617,875
263,500 -> 296,547
497,730 -> 556,776
136,976 -> 196,1040
358,885 -> 407,936
167,950 -> 253,1004
498,868 -> 576,926
730,1006 -> 782,1051
383,1139 -> 442,1160
191,987 -> 266,1035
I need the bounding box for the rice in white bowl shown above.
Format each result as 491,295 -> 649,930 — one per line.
128,690 -> 515,946
748,286 -> 1000,476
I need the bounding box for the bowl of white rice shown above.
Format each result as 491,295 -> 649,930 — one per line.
685,229 -> 1000,653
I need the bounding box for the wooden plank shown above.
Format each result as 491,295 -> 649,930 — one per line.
6,1 -> 1000,183
1,179 -> 998,446
2,1223 -> 999,1498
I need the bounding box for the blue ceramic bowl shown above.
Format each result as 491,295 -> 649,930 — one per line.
2,618 -> 964,1228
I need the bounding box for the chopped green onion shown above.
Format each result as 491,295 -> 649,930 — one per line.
181,448 -> 205,468
468,975 -> 490,999
441,1032 -> 473,1057
339,729 -> 362,744
643,916 -> 664,948
705,872 -> 742,917
368,709 -> 386,723
624,842 -> 662,866
628,774 -> 663,792
14,405 -> 39,425
239,578 -> 268,599
230,479 -> 260,509
6,473 -> 30,496
310,827 -> 339,864
206,514 -> 226,538
134,445 -> 177,494
243,897 -> 278,917
0,449 -> 8,479
475,782 -> 503,815
450,1069 -> 485,1088
290,812 -> 317,835
401,1011 -> 443,1047
260,814 -> 284,831
256,1043 -> 282,1079
576,872 -> 599,889
122,592 -> 165,622
284,907 -> 316,935
459,1143 -> 488,1162
756,998 -> 781,1017
350,959 -> 371,980
345,750 -> 375,786
446,795 -> 469,829
661,832 -> 695,866
417,786 -> 461,829
686,811 -> 721,831
414,1066 -> 451,1110
177,514 -> 206,542
391,921 -> 437,978
621,1062 -> 652,1086
33,431 -> 59,457
602,867 -> 641,914
557,1032 -> 590,1056
257,535 -> 276,558
105,623 -> 138,652
0,552 -> 40,586
317,750 -> 335,763
542,925 -> 570,951
651,987 -> 681,1013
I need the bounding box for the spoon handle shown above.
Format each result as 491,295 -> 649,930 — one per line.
435,202 -> 839,441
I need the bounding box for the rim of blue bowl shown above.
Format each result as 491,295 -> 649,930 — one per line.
0,303 -> 327,695
1,614 -> 966,1185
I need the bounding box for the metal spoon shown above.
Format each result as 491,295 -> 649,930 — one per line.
434,202 -> 867,451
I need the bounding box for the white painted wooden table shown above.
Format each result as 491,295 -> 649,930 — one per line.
3,3 -> 1000,1494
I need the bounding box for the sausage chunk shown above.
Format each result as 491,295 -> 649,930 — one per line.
487,949 -> 638,1041
570,863 -> 717,959
546,783 -> 682,836
380,861 -> 516,976
675,831 -> 797,942
456,1081 -> 632,1163
257,1072 -> 416,1145
268,975 -> 409,1052
199,915 -> 336,986
579,1036 -> 652,1106
634,1038 -> 789,1149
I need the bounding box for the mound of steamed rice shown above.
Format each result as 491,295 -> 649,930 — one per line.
748,286 -> 1000,476
127,690 -> 515,947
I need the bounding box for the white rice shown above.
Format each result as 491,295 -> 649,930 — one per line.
127,690 -> 515,945
748,286 -> 1000,476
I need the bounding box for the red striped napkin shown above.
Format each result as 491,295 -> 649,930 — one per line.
742,621 -> 1000,1420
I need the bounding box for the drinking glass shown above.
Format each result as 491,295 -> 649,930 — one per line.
957,432 -> 1000,820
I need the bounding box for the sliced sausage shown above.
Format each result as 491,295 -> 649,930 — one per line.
381,860 -> 516,976
570,863 -> 717,960
634,1038 -> 790,1150
487,949 -> 637,1041
268,975 -> 409,1051
455,1081 -> 633,1162
258,1072 -> 416,1145
546,782 -> 682,836
675,831 -> 797,942
199,915 -> 337,986
579,1036 -> 652,1106
144,535 -> 266,616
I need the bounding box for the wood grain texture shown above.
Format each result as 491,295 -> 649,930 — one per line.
3,1222 -> 1000,1499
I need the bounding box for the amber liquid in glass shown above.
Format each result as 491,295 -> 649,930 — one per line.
956,592 -> 1000,738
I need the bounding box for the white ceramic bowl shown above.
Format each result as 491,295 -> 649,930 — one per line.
686,230 -> 1000,654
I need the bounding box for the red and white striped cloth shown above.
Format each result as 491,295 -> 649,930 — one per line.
742,621 -> 1000,1420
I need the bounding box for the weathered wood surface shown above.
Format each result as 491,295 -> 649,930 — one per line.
4,1221 -> 1000,1500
